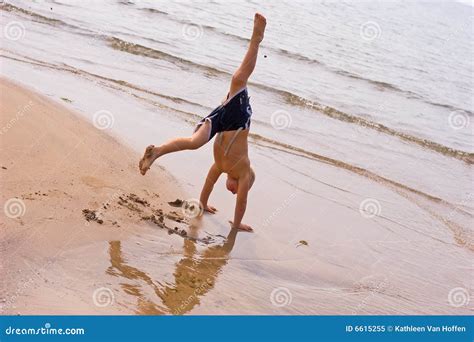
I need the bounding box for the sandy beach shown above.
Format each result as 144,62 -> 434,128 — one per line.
1,78 -> 472,315
0,78 -> 194,314
1,0 -> 473,316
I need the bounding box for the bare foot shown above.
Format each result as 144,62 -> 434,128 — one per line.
139,145 -> 159,175
203,204 -> 218,214
229,221 -> 254,232
251,13 -> 266,44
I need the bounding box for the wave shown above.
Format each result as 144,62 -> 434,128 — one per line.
135,6 -> 250,42
130,5 -> 471,115
141,7 -> 169,16
2,3 -> 67,26
3,51 -> 473,225
249,132 -> 452,205
4,2 -> 470,118
135,5 -> 325,66
335,69 -> 412,94
105,38 -> 473,162
249,131 -> 474,252
333,69 -> 473,115
1,3 -> 103,37
284,93 -> 474,164
0,51 -> 208,112
424,100 -> 473,116
2,4 -> 472,163
117,0 -> 136,6
106,37 -> 225,77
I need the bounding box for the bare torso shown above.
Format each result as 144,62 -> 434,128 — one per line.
213,129 -> 250,179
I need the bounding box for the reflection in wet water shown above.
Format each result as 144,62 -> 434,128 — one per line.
106,229 -> 238,315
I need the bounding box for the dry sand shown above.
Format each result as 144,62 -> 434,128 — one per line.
0,78 -> 204,314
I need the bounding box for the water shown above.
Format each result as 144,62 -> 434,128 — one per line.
1,0 -> 472,314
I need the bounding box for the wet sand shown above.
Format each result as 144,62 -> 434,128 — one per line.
1,78 -> 472,315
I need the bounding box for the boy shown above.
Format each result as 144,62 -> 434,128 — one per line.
139,13 -> 266,232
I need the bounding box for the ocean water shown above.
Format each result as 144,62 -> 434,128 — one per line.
1,0 -> 473,314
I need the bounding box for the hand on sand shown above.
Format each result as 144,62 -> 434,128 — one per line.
252,13 -> 266,43
203,205 -> 218,214
229,221 -> 254,232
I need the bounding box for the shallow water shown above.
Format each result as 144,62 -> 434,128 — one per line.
1,0 -> 472,314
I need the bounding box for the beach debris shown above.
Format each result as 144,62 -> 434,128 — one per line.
142,214 -> 188,237
21,191 -> 49,200
1,166 -> 7,170
128,193 -> 150,207
166,211 -> 185,223
118,195 -> 142,213
82,209 -> 103,224
113,193 -> 217,244
141,214 -> 165,228
153,208 -> 164,218
296,240 -> 309,247
168,199 -> 184,207
173,226 -> 187,237
60,97 -> 72,103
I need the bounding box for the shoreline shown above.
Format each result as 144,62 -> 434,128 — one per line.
1,0 -> 472,317
1,77 -> 472,315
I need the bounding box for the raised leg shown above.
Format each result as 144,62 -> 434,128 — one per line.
228,13 -> 266,98
139,120 -> 211,175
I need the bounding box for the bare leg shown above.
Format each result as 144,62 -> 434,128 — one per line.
139,120 -> 211,175
139,14 -> 266,176
229,13 -> 266,97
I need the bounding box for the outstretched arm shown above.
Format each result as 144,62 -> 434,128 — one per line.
200,163 -> 222,214
229,13 -> 267,97
229,172 -> 252,232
